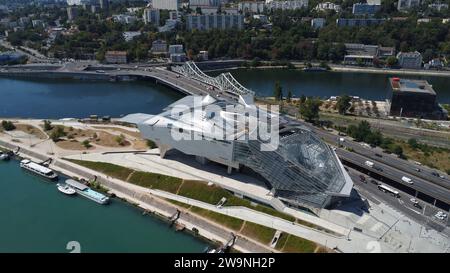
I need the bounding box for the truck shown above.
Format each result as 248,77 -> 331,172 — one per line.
402,176 -> 413,185
365,161 -> 374,168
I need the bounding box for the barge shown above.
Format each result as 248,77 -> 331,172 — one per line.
65,179 -> 109,205
20,159 -> 58,181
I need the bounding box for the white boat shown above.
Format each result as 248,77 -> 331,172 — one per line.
65,179 -> 109,205
57,183 -> 76,195
20,159 -> 58,181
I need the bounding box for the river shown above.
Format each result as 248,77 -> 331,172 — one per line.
0,159 -> 208,252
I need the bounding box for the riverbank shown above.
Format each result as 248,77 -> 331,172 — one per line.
0,137 -> 275,253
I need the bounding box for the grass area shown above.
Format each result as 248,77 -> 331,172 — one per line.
189,206 -> 244,231
128,171 -> 182,193
240,221 -> 276,245
400,140 -> 450,174
277,234 -> 317,253
165,199 -> 192,209
65,159 -> 323,252
66,159 -> 133,181
178,180 -> 230,205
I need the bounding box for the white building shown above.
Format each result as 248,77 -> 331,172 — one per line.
143,8 -> 160,26
397,51 -> 423,69
123,31 -> 141,42
315,2 -> 341,12
112,14 -> 137,24
266,0 -> 309,10
151,40 -> 168,54
397,0 -> 421,11
169,44 -> 184,55
238,1 -> 266,13
151,0 -> 181,11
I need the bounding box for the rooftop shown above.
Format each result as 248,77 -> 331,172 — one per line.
390,78 -> 436,95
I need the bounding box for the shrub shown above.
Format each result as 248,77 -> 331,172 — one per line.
1,120 -> 16,131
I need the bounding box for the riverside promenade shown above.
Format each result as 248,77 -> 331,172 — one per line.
0,137 -> 273,253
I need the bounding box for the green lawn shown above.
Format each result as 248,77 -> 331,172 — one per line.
280,234 -> 317,253
240,221 -> 276,245
66,159 -> 133,181
128,171 -> 182,193
189,206 -> 244,231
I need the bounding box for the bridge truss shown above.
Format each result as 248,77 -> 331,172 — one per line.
172,61 -> 255,98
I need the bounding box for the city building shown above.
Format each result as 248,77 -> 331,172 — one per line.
397,0 -> 421,11
122,31 -> 141,42
169,44 -> 184,55
104,50 -> 127,64
377,46 -> 396,58
189,0 -> 220,9
266,0 -> 309,10
253,14 -> 269,24
170,53 -> 187,62
343,43 -> 395,65
143,8 -> 160,26
151,39 -> 168,54
66,0 -> 92,5
336,18 -> 385,27
186,14 -> 244,31
112,14 -> 137,24
429,3 -> 449,11
352,3 -> 381,16
396,51 -> 422,69
238,1 -> 266,13
67,6 -> 78,21
31,19 -> 46,28
315,2 -> 341,12
158,19 -> 178,32
120,94 -> 353,211
311,18 -> 325,29
387,78 -> 447,120
151,0 -> 181,11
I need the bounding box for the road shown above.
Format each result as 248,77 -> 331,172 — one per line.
347,167 -> 450,231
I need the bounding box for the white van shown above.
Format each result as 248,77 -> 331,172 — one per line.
365,161 -> 374,168
402,176 -> 413,184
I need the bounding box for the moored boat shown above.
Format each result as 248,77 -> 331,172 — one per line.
20,159 -> 58,181
57,183 -> 76,195
65,179 -> 109,205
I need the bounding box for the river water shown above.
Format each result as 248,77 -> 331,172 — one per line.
0,159 -> 208,252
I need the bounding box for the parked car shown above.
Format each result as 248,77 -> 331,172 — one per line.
375,153 -> 383,158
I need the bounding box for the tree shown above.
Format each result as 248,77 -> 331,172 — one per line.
273,81 -> 283,101
336,95 -> 352,115
299,94 -> 306,104
299,97 -> 322,123
43,120 -> 53,131
408,138 -> 419,149
286,90 -> 293,103
82,140 -> 92,149
386,56 -> 397,67
1,120 -> 16,131
50,126 -> 66,142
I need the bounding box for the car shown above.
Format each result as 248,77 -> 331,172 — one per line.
413,161 -> 422,166
359,175 -> 366,182
414,168 -> 421,172
370,179 -> 379,185
410,198 -> 419,205
402,176 -> 413,184
375,153 -> 383,158
374,166 -> 383,172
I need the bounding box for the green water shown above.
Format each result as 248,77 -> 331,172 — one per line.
0,160 -> 208,253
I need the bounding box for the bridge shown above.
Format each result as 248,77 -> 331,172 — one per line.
171,61 -> 255,103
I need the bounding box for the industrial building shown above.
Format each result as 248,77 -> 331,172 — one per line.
387,78 -> 447,120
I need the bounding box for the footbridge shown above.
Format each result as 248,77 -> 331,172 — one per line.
172,61 -> 255,101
